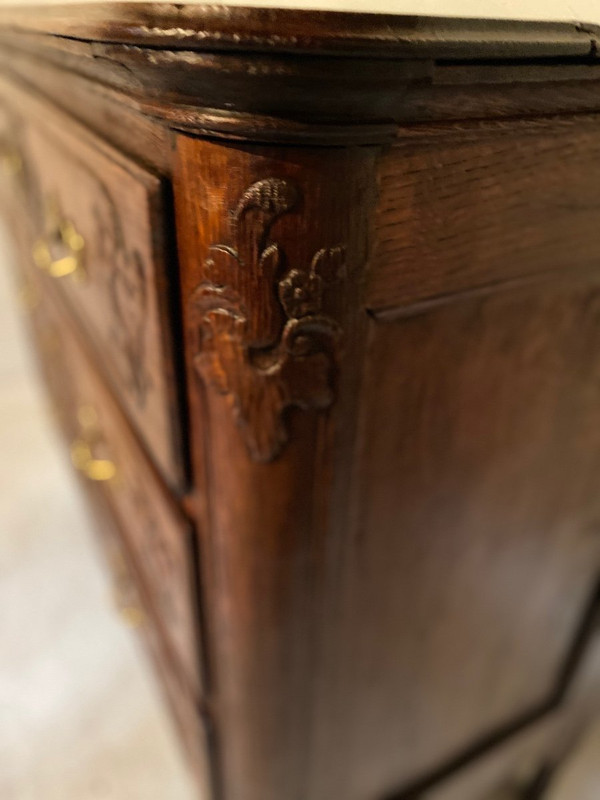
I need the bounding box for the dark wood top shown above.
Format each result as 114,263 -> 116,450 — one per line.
0,3 -> 597,61
2,4 -> 600,145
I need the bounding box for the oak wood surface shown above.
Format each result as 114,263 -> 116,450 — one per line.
19,103 -> 185,490
0,67 -> 172,174
4,7 -> 600,800
420,606 -> 600,800
370,117 -> 600,314
82,483 -> 214,798
311,279 -> 600,799
174,134 -> 377,800
0,7 -> 599,144
14,234 -> 204,700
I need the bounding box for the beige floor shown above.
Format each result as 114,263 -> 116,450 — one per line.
0,228 -> 196,799
1,221 -> 600,799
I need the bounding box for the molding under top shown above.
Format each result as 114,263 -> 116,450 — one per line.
1,5 -> 600,144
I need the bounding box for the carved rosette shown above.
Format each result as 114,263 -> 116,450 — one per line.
188,178 -> 345,462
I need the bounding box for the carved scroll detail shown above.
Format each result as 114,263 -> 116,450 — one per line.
189,178 -> 345,462
94,200 -> 150,408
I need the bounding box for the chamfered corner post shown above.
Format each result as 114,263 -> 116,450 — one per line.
173,135 -> 378,800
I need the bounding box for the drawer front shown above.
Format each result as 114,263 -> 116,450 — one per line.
21,113 -> 183,489
85,491 -> 213,797
24,270 -> 202,697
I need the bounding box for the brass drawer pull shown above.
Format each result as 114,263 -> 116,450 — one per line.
70,438 -> 116,482
33,209 -> 85,281
70,405 -> 116,482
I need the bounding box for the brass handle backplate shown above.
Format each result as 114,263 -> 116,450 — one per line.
70,438 -> 116,482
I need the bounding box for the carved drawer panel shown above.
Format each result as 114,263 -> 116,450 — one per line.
21,113 -> 183,489
23,269 -> 202,698
82,487 -> 212,797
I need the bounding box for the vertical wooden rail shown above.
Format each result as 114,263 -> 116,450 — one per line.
174,137 -> 377,800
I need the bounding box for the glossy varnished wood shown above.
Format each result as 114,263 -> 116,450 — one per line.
19,101 -> 184,489
0,5 -> 599,144
420,606 -> 600,800
82,486 -> 213,798
309,278 -> 600,799
20,252 -> 203,698
3,6 -> 600,800
370,118 -> 600,313
174,135 -> 377,800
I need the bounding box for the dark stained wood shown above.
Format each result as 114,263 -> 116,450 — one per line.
370,117 -> 600,314
82,484 -> 214,798
0,7 -> 599,144
0,30 -> 428,144
18,101 -> 184,490
309,279 -> 600,799
0,64 -> 172,174
22,271 -> 214,791
4,7 -> 600,800
20,253 -> 203,698
399,75 -> 600,125
421,609 -> 600,800
0,4 -> 594,59
174,134 -> 377,800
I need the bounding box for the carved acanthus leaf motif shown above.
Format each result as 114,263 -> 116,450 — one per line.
189,178 -> 345,462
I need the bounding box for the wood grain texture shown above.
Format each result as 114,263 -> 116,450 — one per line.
421,608 -> 600,800
20,253 -> 203,699
309,279 -> 600,800
83,486 -> 214,799
6,8 -> 600,800
20,106 -> 184,490
370,117 -> 600,314
174,135 -> 376,800
0,8 -> 599,144
0,63 -> 172,174
188,176 -> 345,463
6,40 -> 600,146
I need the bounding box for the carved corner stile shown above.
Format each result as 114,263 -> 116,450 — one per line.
188,177 -> 346,463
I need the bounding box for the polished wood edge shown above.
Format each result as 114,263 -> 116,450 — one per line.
124,103 -> 401,146
2,7 -> 600,144
7,27 -> 600,145
173,136 -> 378,800
0,31 -> 429,143
0,4 -> 597,60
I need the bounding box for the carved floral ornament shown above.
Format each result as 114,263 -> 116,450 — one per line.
188,178 -> 346,462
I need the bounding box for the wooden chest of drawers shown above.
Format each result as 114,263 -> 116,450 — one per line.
3,5 -> 600,799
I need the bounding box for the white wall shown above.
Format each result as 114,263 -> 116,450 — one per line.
179,0 -> 600,23
5,0 -> 600,25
